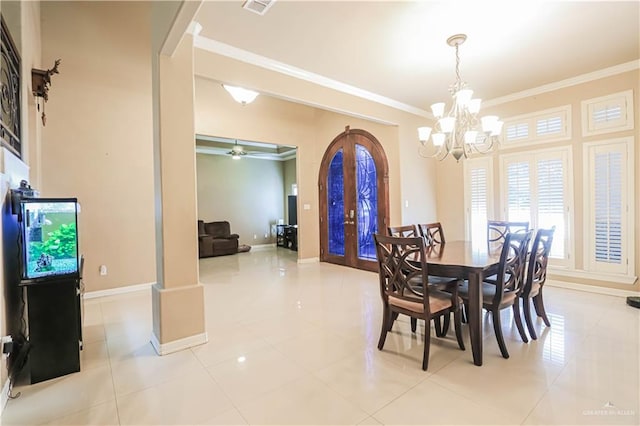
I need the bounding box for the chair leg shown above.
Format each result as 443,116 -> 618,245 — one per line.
389,312 -> 400,331
533,291 -> 551,327
522,297 -> 537,340
378,307 -> 390,350
453,308 -> 465,351
411,317 -> 417,333
422,319 -> 431,371
442,313 -> 451,336
492,310 -> 509,359
434,316 -> 443,337
512,301 -> 529,343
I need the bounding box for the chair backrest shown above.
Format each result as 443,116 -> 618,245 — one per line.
492,230 -> 533,306
418,222 -> 445,246
523,227 -> 555,297
387,224 -> 419,238
374,234 -> 430,315
487,220 -> 530,252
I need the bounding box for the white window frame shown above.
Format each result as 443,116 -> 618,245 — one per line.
463,156 -> 494,244
499,146 -> 574,268
582,137 -> 635,279
501,105 -> 572,149
581,90 -> 634,137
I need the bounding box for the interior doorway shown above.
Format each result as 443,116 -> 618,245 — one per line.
318,127 -> 389,272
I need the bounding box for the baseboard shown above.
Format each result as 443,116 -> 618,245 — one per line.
150,331 -> 208,356
546,279 -> 640,298
0,378 -> 10,416
297,257 -> 319,264
84,282 -> 155,299
251,243 -> 276,250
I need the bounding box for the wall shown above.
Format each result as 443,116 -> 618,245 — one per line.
194,75 -> 405,260
196,153 -> 284,246
436,69 -> 640,292
39,1 -> 156,292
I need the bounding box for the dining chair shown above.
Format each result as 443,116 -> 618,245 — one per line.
487,220 -> 530,252
521,227 -> 555,340
418,222 -> 446,246
374,234 -> 465,371
458,230 -> 532,358
418,221 -> 453,336
387,224 -> 419,238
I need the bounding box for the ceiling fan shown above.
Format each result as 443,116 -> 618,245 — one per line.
227,140 -> 248,159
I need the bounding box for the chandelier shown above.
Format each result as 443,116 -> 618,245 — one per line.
418,34 -> 503,162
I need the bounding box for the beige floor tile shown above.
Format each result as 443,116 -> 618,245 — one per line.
523,386 -> 639,425
110,343 -> 206,395
2,367 -> 115,426
80,339 -> 111,371
313,348 -> 427,414
235,375 -> 369,425
44,400 -> 119,426
271,328 -> 366,372
190,325 -> 272,368
206,346 -> 310,405
371,378 -> 521,425
115,370 -> 234,425
200,408 -> 248,425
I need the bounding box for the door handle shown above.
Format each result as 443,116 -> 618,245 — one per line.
343,221 -> 355,225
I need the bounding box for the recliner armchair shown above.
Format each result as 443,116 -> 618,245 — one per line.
198,220 -> 239,258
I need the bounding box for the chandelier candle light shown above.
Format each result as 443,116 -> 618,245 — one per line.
418,34 -> 503,162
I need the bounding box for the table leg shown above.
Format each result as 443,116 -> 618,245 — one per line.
468,270 -> 483,366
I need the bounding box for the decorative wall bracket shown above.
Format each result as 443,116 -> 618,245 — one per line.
32,59 -> 61,125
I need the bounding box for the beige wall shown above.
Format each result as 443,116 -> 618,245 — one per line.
196,153 -> 285,245
194,75 -> 407,259
436,70 -> 640,292
40,1 -> 156,292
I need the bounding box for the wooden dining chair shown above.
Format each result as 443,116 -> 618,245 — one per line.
459,230 -> 532,358
418,221 -> 453,336
487,220 -> 530,252
418,222 -> 446,246
387,224 -> 419,238
521,227 -> 555,340
374,234 -> 465,370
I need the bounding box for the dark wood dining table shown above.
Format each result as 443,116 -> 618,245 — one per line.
424,240 -> 501,366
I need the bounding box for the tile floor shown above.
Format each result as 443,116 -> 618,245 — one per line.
2,247 -> 638,425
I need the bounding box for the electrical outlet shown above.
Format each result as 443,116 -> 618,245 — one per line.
264,233 -> 268,238
253,234 -> 257,239
99,265 -> 107,276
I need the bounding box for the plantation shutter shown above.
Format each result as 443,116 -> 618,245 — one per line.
537,157 -> 565,258
506,161 -> 530,222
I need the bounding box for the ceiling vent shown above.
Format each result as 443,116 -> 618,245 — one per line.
242,0 -> 276,16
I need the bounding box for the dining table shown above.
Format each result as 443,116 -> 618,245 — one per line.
424,240 -> 501,366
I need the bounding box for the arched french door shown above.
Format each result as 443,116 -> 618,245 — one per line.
319,127 -> 389,272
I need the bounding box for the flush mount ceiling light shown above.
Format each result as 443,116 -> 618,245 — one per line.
418,34 -> 503,162
222,84 -> 259,106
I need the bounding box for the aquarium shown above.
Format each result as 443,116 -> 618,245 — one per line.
21,198 -> 79,281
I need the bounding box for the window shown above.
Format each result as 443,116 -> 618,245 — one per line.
501,106 -> 571,148
583,137 -> 634,276
500,147 -> 572,265
581,90 -> 634,137
464,157 -> 494,247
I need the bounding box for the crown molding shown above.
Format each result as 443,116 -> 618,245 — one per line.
484,60 -> 640,108
194,36 -> 429,118
194,35 -> 639,117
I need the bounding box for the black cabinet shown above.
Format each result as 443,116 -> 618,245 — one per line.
23,279 -> 81,383
276,225 -> 297,251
